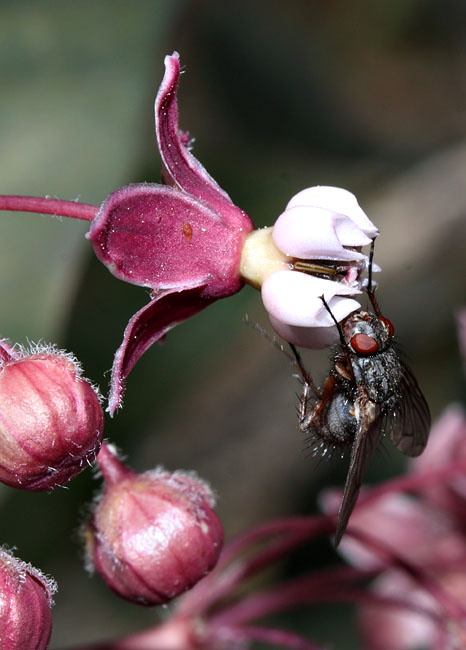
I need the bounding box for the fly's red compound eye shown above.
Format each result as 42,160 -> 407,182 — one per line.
380,317 -> 395,337
351,333 -> 379,355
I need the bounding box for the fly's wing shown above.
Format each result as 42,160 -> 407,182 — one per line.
389,365 -> 431,457
334,408 -> 383,547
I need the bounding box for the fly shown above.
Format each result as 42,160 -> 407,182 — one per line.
290,241 -> 431,546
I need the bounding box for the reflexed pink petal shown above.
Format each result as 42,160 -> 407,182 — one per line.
410,405 -> 466,504
286,186 -> 378,238
108,285 -> 214,415
261,270 -> 361,327
89,53 -> 255,414
88,184 -> 245,298
155,53 -> 252,233
359,572 -> 436,650
268,315 -> 340,349
411,405 -> 466,474
273,205 -> 369,260
361,568 -> 466,650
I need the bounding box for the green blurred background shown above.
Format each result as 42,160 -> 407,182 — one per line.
0,0 -> 465,647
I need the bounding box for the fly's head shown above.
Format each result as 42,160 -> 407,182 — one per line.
343,310 -> 394,357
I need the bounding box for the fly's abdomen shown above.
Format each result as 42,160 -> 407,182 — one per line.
315,392 -> 357,447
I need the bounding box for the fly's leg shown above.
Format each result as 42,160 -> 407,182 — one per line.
298,381 -> 312,427
320,295 -> 356,383
298,374 -> 336,432
288,343 -> 337,432
289,343 -> 319,395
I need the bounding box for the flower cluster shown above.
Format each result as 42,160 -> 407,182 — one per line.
88,53 -> 378,408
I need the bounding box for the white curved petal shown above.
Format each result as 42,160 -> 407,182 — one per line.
334,214 -> 372,247
286,186 -> 379,238
273,205 -> 368,260
360,573 -> 436,650
325,295 -> 363,322
261,270 -> 361,327
268,316 -> 340,349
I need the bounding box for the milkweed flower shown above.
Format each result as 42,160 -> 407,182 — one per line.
410,404 -> 466,512
87,53 -> 378,409
84,443 -> 223,606
0,339 -> 104,491
0,53 -> 378,412
0,546 -> 56,650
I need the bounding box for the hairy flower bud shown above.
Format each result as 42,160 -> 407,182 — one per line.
0,546 -> 56,650
84,444 -> 224,606
0,341 -> 104,490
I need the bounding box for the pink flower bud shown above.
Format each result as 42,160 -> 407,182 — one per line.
0,546 -> 56,650
0,341 -> 104,490
84,444 -> 224,606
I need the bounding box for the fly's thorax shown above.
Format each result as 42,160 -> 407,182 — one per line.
353,347 -> 402,405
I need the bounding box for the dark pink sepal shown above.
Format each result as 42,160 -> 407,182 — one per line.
156,52 -> 252,233
108,284 -> 214,415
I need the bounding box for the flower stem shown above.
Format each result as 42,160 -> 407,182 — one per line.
0,195 -> 98,221
216,516 -> 331,569
236,625 -> 327,649
176,515 -> 333,618
211,565 -> 369,627
358,458 -> 466,508
96,442 -> 133,485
